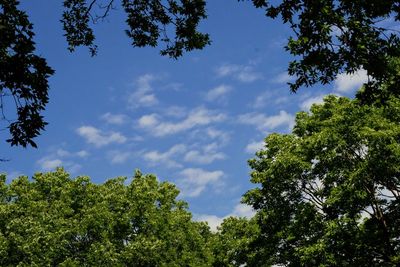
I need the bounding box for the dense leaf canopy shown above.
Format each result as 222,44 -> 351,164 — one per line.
0,169 -> 213,266
210,217 -> 259,267
244,95 -> 400,266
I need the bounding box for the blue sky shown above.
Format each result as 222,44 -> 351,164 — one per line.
1,0 -> 368,229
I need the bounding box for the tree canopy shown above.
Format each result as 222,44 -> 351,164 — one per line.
2,2 -> 400,265
0,169 -> 213,266
246,0 -> 400,101
243,95 -> 400,266
210,216 -> 259,267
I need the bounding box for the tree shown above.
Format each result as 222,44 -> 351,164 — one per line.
0,0 -> 54,148
62,0 -> 210,58
245,0 -> 400,103
243,95 -> 400,266
0,168 -> 213,266
210,216 -> 259,267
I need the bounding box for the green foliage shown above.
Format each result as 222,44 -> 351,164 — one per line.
210,217 -> 259,267
245,0 -> 400,102
61,0 -> 210,59
0,169 -> 213,266
244,95 -> 400,266
0,0 -> 54,148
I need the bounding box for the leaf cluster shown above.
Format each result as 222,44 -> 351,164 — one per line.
0,0 -> 54,148
61,0 -> 211,58
210,217 -> 260,267
245,0 -> 400,102
244,95 -> 400,266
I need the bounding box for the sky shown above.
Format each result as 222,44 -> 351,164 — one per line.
0,0 -> 368,230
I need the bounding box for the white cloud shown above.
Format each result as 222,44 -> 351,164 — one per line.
37,147 -> 86,174
189,127 -> 230,147
128,74 -> 159,108
178,168 -> 224,197
164,106 -> 187,118
143,144 -> 186,168
138,114 -> 159,127
238,110 -> 295,132
56,149 -> 70,157
195,214 -> 224,232
245,140 -> 265,154
184,150 -> 224,164
205,84 -> 232,102
300,94 -> 326,111
205,128 -> 230,145
38,158 -> 63,171
216,64 -> 239,77
76,150 -> 89,158
36,157 -> 81,174
56,148 -> 89,158
216,63 -> 262,82
184,142 -> 226,165
101,112 -> 128,125
137,107 -> 226,137
334,69 -> 368,93
76,126 -> 127,147
231,203 -> 256,218
253,90 -> 289,109
194,203 -> 255,231
273,72 -> 295,84
108,151 -> 132,164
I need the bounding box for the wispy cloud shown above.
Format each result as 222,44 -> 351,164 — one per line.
184,143 -> 226,164
164,106 -> 187,118
299,94 -> 326,111
189,127 -> 231,147
334,69 -> 368,93
238,110 -> 294,132
253,90 -> 289,109
76,150 -> 89,158
137,107 -> 226,137
101,112 -> 129,125
76,126 -> 127,147
37,158 -> 63,171
36,147 -> 90,173
272,71 -> 295,84
127,74 -> 159,108
143,144 -> 187,168
204,128 -> 230,145
178,168 -> 224,197
245,140 -> 265,154
108,151 -> 132,164
216,63 -> 262,82
36,157 -> 81,173
56,148 -> 89,158
205,84 -> 232,103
